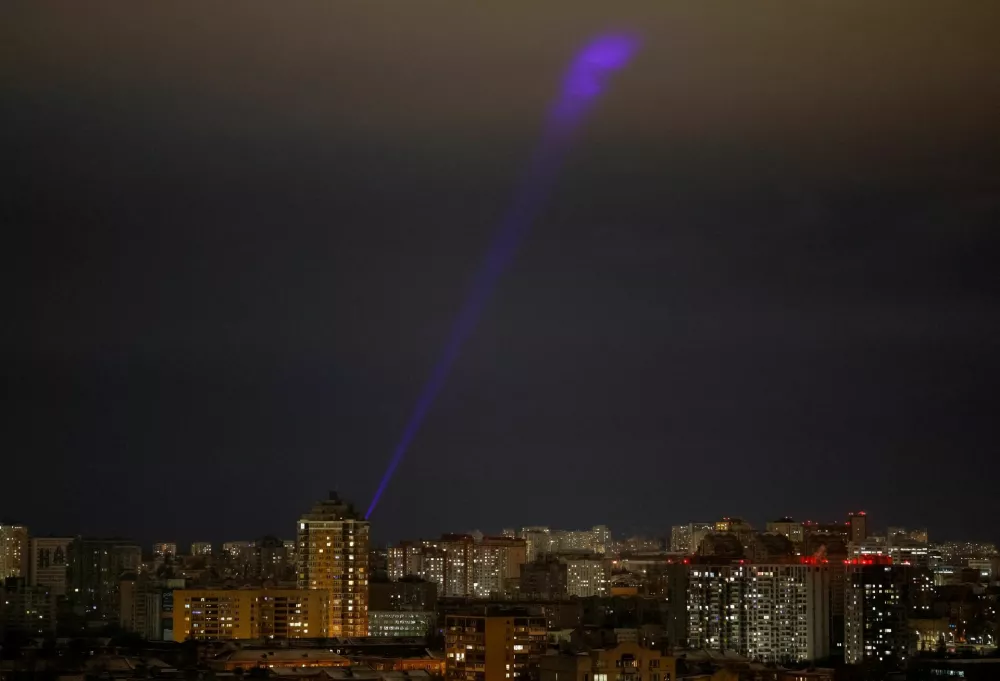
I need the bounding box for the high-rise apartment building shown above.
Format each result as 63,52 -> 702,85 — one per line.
743,564 -> 830,662
438,535 -> 525,598
520,527 -> 552,562
519,557 -> 568,599
119,574 -> 165,641
29,537 -> 73,596
670,559 -> 831,662
174,588 -> 329,641
0,525 -> 29,579
845,560 -> 909,665
388,540 -> 446,589
591,525 -> 611,555
66,537 -> 142,622
669,523 -> 713,554
221,540 -> 256,571
191,541 -> 212,556
681,563 -> 746,652
297,492 -> 369,637
445,608 -> 547,681
254,535 -> 295,580
0,579 -> 57,636
564,558 -> 609,597
669,525 -> 690,553
766,518 -> 805,544
153,542 -> 177,559
190,542 -> 213,556
848,512 -> 868,544
473,537 -> 526,598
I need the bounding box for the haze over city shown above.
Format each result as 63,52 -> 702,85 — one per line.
3,3 -> 998,544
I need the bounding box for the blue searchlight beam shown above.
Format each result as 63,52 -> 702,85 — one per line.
365,33 -> 640,520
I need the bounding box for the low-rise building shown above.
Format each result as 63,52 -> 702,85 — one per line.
174,587 -> 329,641
540,641 -> 677,681
369,610 -> 435,637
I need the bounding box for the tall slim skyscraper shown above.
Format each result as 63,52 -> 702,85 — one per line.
297,492 -> 369,637
0,525 -> 29,579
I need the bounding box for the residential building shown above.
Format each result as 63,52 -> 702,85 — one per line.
592,526 -> 612,555
520,527 -> 552,562
445,608 -> 547,681
473,536 -> 527,598
888,527 -> 929,546
119,573 -> 164,640
388,541 -> 446,589
221,540 -> 256,571
29,536 -> 73,595
714,518 -> 752,533
174,587 -> 329,641
848,512 -> 868,544
844,559 -> 909,665
670,523 -> 713,554
616,536 -> 665,554
549,528 -> 609,555
66,537 -> 142,622
565,558 -> 609,597
669,525 -> 690,554
369,610 -> 435,638
190,542 -> 213,556
766,518 -> 805,544
743,563 -> 830,662
254,535 -> 295,580
297,491 -> 370,637
0,578 -> 57,636
0,524 -> 29,579
210,648 -> 350,671
539,641 -> 677,681
683,563 -> 745,652
153,542 -> 177,559
369,577 -> 437,611
670,559 -> 830,662
439,534 -> 526,598
519,557 -> 567,599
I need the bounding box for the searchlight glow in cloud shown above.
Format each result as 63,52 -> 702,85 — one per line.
366,33 -> 641,520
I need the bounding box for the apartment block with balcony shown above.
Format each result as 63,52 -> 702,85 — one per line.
445,609 -> 546,681
297,492 -> 369,637
173,588 -> 329,641
539,641 -> 677,681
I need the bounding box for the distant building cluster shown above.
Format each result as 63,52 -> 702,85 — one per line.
4,503 -> 1000,681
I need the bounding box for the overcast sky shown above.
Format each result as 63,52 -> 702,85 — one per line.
2,1 -> 998,546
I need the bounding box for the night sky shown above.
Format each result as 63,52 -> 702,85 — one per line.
3,3 -> 999,547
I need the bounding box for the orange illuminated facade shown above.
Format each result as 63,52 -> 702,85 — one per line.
446,611 -> 546,681
174,588 -> 328,641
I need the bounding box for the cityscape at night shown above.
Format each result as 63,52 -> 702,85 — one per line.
3,2 -> 999,681
3,500 -> 1000,680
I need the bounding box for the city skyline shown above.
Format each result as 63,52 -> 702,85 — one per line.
5,506 -> 997,553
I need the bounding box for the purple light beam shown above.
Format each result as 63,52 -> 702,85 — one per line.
366,33 -> 640,520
